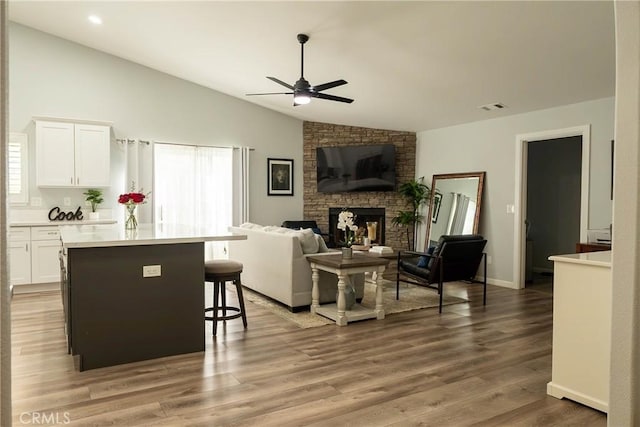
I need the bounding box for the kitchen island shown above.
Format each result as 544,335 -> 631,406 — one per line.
547,250 -> 611,413
60,223 -> 246,371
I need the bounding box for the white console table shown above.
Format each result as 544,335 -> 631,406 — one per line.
547,251 -> 611,413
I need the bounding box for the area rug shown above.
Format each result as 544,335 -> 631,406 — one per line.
242,280 -> 468,328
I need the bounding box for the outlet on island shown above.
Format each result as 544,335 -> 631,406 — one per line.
143,265 -> 162,278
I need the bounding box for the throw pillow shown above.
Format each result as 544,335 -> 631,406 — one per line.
296,228 -> 320,254
417,256 -> 428,268
316,234 -> 329,253
427,241 -> 441,269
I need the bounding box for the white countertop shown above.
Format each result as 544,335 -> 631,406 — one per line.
10,219 -> 117,227
60,223 -> 247,248
549,250 -> 611,268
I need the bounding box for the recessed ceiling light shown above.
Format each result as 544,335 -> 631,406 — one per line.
88,15 -> 102,25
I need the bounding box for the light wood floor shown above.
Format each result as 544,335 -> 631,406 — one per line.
11,282 -> 606,426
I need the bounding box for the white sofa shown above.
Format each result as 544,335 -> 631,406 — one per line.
228,223 -> 364,311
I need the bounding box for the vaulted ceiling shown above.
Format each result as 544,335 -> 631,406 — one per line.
8,1 -> 615,132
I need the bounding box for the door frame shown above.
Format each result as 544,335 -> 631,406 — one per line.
513,125 -> 591,289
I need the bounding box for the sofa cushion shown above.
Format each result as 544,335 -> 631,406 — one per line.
399,257 -> 430,280
239,222 -> 263,230
261,226 -> 320,254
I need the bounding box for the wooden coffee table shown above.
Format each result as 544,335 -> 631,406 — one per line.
307,253 -> 389,326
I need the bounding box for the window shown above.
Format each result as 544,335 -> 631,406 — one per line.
8,133 -> 29,204
153,143 -> 233,260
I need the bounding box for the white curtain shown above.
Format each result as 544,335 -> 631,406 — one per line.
153,143 -> 233,260
446,192 -> 471,235
462,200 -> 477,234
233,147 -> 251,225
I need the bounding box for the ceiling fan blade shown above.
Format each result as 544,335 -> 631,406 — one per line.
313,79 -> 348,92
312,92 -> 354,104
246,92 -> 293,96
267,76 -> 294,90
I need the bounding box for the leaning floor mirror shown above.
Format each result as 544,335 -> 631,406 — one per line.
424,171 -> 486,249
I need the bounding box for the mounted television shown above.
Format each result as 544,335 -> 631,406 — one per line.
316,144 -> 396,193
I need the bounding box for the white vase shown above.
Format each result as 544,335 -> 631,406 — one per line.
88,212 -> 100,220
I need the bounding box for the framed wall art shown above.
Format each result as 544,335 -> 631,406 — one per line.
431,192 -> 443,223
268,158 -> 293,196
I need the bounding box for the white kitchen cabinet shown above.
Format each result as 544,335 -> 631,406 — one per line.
31,227 -> 62,284
35,119 -> 111,187
9,226 -> 61,288
547,251 -> 611,413
9,227 -> 31,286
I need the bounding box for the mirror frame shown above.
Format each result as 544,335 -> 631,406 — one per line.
424,171 -> 486,248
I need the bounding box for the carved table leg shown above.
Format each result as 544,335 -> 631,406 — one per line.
375,265 -> 385,319
310,264 -> 320,314
336,271 -> 347,326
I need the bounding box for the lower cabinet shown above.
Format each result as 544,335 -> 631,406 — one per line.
31,227 -> 63,283
9,226 -> 61,289
9,228 -> 31,286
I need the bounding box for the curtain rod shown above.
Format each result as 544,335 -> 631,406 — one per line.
153,140 -> 255,150
115,138 -> 150,145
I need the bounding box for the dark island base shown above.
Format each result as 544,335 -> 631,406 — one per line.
66,242 -> 205,371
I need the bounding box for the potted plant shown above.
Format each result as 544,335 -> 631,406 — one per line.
83,188 -> 104,220
392,177 -> 430,251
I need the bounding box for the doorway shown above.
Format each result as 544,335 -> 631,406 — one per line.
513,125 -> 591,289
525,136 -> 582,292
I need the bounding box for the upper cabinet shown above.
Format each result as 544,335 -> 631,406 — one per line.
35,119 -> 111,188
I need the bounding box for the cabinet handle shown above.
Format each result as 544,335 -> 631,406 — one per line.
25,243 -> 28,251
70,177 -> 73,185
77,177 -> 79,185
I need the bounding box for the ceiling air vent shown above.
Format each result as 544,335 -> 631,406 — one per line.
478,102 -> 507,111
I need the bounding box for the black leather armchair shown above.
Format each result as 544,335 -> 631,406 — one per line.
396,234 -> 487,313
281,220 -> 321,233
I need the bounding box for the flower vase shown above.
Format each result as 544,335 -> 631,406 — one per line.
125,204 -> 138,230
341,247 -> 353,259
366,221 -> 378,243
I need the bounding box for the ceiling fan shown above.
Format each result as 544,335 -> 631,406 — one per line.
246,33 -> 354,106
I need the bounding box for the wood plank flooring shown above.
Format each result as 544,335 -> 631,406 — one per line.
10,282 -> 606,426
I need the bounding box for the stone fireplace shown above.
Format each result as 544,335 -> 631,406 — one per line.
328,207 -> 386,248
302,121 -> 417,251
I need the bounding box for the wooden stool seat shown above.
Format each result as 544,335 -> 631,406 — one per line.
204,260 -> 247,335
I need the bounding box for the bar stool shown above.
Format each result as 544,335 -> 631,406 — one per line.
204,260 -> 247,335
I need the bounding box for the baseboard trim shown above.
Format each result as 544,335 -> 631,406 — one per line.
12,282 -> 59,295
474,276 -> 517,289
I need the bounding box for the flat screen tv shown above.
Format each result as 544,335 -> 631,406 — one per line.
316,144 -> 396,192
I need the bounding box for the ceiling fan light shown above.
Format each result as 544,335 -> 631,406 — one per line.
293,94 -> 311,105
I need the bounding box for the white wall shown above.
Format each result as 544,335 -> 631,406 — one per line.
416,97 -> 614,285
8,23 -> 303,226
610,1 -> 640,424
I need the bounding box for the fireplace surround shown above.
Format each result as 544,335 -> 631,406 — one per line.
302,120 -> 417,251
328,207 -> 386,248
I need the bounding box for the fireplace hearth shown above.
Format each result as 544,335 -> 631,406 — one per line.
328,207 -> 386,248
